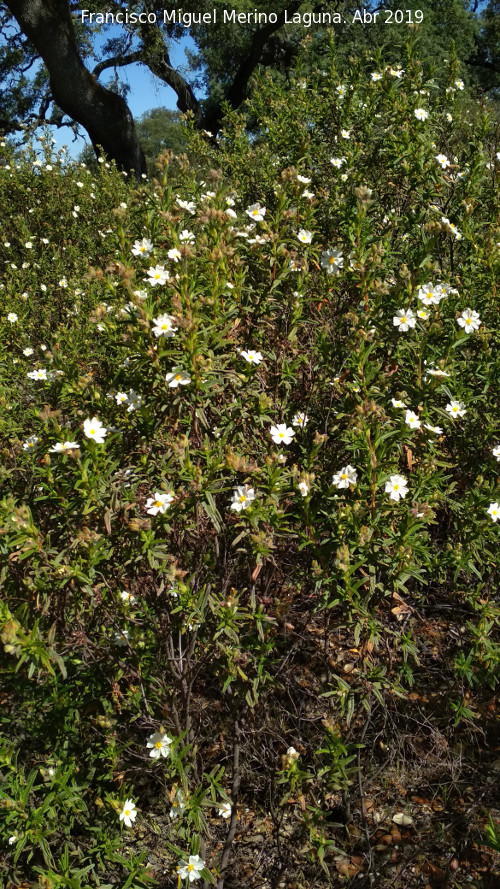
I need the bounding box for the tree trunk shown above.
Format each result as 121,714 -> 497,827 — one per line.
5,0 -> 147,178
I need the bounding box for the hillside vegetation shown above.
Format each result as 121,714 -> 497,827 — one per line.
1,39 -> 499,889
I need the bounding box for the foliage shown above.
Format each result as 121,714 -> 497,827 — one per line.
79,108 -> 189,174
0,41 -> 499,887
1,1 -> 499,153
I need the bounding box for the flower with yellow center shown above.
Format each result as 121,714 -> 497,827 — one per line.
165,366 -> 191,388
83,416 -> 107,443
177,854 -> 205,882
145,492 -> 174,516
487,502 -> 499,522
146,731 -> 173,759
332,465 -> 357,489
231,485 -> 256,512
119,799 -> 138,827
385,474 -> 409,501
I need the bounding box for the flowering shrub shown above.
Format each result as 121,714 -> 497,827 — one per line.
0,44 -> 499,888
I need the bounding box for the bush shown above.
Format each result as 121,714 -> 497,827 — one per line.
1,42 -> 499,888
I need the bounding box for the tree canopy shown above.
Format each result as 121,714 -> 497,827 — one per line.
1,0 -> 499,175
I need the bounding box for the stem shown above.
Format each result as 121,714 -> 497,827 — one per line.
216,711 -> 242,888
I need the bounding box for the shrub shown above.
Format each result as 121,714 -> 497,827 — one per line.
1,41 -> 499,888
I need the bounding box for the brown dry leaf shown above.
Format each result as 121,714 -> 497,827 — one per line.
404,444 -> 413,470
431,799 -> 445,811
422,863 -> 446,882
391,604 -> 412,620
251,564 -> 261,581
362,797 -> 375,815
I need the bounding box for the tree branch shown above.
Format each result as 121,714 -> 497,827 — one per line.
4,0 -> 146,176
92,51 -> 142,79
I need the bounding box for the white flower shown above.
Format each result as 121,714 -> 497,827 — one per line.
115,391 -> 128,405
492,445 -> 500,462
152,313 -> 177,338
83,417 -> 107,443
424,422 -> 444,436
23,434 -> 39,450
126,390 -> 142,412
49,441 -> 80,453
431,282 -> 454,304
8,835 -> 17,845
435,153 -> 450,169
119,799 -> 138,827
165,367 -> 191,387
286,746 -> 300,762
231,485 -> 255,512
218,801 -> 232,819
179,229 -> 195,242
145,492 -> 174,515
330,157 -> 346,168
169,789 -> 186,819
442,217 -> 462,239
7,312 -> 18,322
332,465 -> 357,488
405,410 -> 421,430
457,308 -> 481,332
446,113 -> 453,122
120,590 -> 136,604
131,238 -> 153,256
270,424 -> 295,446
177,854 -> 205,883
168,247 -> 182,262
414,108 -> 428,121
27,369 -> 47,380
297,174 -> 311,183
487,502 -> 499,522
371,72 -> 382,81
445,400 -> 466,418
292,412 -> 309,428
226,208 -> 237,219
297,229 -> 313,244
393,309 -> 416,331
341,129 -> 351,139
176,198 -> 196,214
391,398 -> 407,408
302,189 -> 314,199
246,203 -> 266,221
320,248 -> 343,274
146,731 -> 172,758
388,66 -> 404,78
23,347 -> 34,356
145,264 -> 169,286
425,367 -> 450,378
385,474 -> 409,501
455,79 -> 464,90
336,84 -> 347,96
298,481 -> 310,497
240,349 -> 263,365
417,308 -> 429,320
